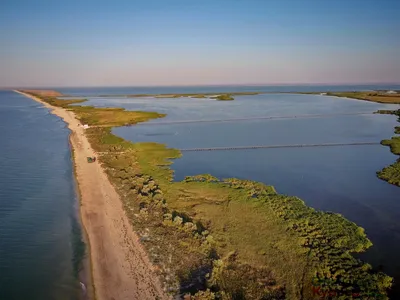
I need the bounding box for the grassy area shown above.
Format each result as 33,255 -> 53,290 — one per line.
23,90 -> 393,299
374,109 -> 400,115
191,94 -> 207,98
378,137 -> 400,185
211,94 -> 234,101
87,131 -> 393,299
375,109 -> 400,186
86,92 -> 261,100
40,96 -> 86,108
70,105 -> 165,126
146,92 -> 256,101
23,89 -> 64,97
320,91 -> 400,104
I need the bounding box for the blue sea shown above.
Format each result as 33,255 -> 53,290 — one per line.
0,91 -> 84,300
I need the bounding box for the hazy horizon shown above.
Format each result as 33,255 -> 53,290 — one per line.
1,0 -> 399,87
2,82 -> 400,90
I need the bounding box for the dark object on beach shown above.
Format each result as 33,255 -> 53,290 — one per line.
87,157 -> 96,163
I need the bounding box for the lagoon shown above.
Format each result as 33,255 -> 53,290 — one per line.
93,92 -> 400,295
60,86 -> 400,296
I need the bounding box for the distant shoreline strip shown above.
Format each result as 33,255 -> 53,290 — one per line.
137,112 -> 374,126
179,142 -> 381,152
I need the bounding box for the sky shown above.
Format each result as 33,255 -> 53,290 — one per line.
0,0 -> 399,87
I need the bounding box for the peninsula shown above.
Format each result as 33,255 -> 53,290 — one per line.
15,90 -> 167,300
16,89 -> 394,299
304,91 -> 400,104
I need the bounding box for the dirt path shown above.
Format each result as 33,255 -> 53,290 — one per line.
15,90 -> 167,300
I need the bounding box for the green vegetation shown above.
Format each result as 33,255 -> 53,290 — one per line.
70,105 -> 165,126
39,96 -> 86,108
143,92 -> 257,101
23,89 -> 63,97
126,92 -> 239,101
375,109 -> 400,186
25,91 -> 165,127
23,90 -> 393,299
374,109 -> 400,116
92,92 -> 260,99
378,137 -> 400,185
317,91 -> 400,104
211,94 -> 234,101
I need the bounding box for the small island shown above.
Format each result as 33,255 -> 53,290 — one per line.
134,92 -> 252,101
91,91 -> 260,100
211,94 -> 234,101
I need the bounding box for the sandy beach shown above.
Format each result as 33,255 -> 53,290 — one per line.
15,90 -> 167,300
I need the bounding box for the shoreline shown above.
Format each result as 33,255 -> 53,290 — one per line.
66,90 -> 400,104
15,89 -> 395,298
14,90 -> 167,300
68,140 -> 95,300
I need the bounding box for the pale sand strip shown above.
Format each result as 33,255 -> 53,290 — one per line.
15,90 -> 167,300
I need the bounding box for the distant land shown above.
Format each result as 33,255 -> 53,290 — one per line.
14,88 -> 399,299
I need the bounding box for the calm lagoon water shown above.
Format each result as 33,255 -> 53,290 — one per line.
76,91 -> 400,295
56,84 -> 400,97
0,91 -> 83,300
2,85 -> 399,298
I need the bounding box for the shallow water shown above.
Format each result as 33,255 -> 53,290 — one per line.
0,91 -> 83,300
37,85 -> 400,296
97,92 -> 400,295
56,84 -> 400,97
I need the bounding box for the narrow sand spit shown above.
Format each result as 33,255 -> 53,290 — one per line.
15,90 -> 167,300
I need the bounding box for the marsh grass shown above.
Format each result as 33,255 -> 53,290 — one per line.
41,96 -> 86,108
127,92 -> 260,98
23,90 -> 393,299
326,92 -> 400,104
376,109 -> 400,186
211,94 -> 235,101
71,106 -> 165,126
